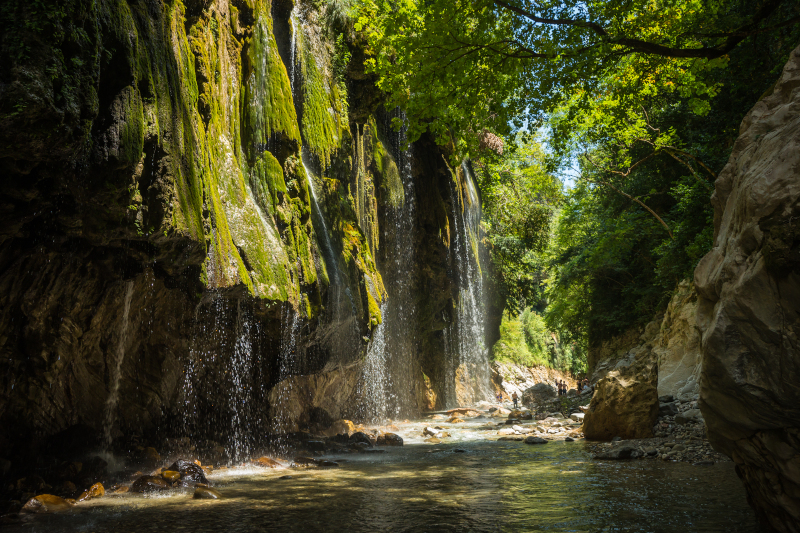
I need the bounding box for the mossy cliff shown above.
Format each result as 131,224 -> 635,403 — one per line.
0,0 -> 479,458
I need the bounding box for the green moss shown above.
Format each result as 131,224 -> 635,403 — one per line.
243,5 -> 300,151
368,117 -> 404,209
119,86 -> 145,167
297,25 -> 346,166
366,286 -> 382,327
251,150 -> 286,215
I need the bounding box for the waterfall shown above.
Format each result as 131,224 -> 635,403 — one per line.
445,161 -> 491,406
103,280 -> 134,449
229,299 -> 254,463
360,110 -> 417,421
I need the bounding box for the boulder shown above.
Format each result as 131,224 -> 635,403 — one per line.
694,44 -> 800,532
348,432 -> 374,447
658,402 -> 679,417
21,494 -> 73,513
130,476 -> 170,493
376,433 -> 403,446
160,471 -> 181,483
675,409 -> 703,425
583,343 -> 658,440
166,459 -> 209,485
522,383 -> 556,404
570,412 -> 585,422
653,282 -> 702,401
497,428 -> 515,435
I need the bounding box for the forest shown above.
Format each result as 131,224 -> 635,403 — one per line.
352,0 -> 800,375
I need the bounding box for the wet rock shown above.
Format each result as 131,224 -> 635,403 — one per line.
448,417 -> 465,423
564,437 -> 575,442
278,475 -> 293,480
166,459 -> 209,485
498,428 -> 515,436
254,457 -> 282,468
21,494 -> 74,513
193,487 -> 222,499
524,436 -> 548,445
77,482 -> 104,502
497,436 -> 524,441
376,433 -> 403,446
293,456 -> 319,466
645,447 -> 658,456
113,486 -> 130,494
349,432 -> 374,447
318,461 -> 339,468
130,476 -> 170,493
423,427 -> 439,437
424,437 -> 442,444
161,470 -> 181,483
594,446 -> 641,460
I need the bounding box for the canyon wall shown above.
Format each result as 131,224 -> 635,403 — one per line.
694,44 -> 800,532
0,0 -> 483,463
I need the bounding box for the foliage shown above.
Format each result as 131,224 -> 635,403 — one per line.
493,308 -> 585,374
476,135 -> 562,313
355,0 -> 800,159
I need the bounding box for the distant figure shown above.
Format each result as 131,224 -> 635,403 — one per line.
557,380 -> 563,396
512,391 -> 518,408
496,392 -> 502,403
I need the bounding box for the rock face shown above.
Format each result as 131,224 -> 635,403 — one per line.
694,45 -> 800,532
492,362 -> 575,402
653,282 -> 702,401
0,0 -> 488,467
583,332 -> 658,440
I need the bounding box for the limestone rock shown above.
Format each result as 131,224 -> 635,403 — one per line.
166,459 -> 209,485
694,44 -> 800,532
583,343 -> 658,440
76,482 -> 104,502
653,282 -> 702,401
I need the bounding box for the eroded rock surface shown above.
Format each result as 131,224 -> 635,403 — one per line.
694,44 -> 800,532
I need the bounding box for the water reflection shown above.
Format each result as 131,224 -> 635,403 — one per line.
8,423 -> 762,533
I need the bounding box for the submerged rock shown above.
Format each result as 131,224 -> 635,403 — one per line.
594,446 -> 641,460
524,436 -> 547,445
21,494 -> 74,513
193,487 -> 222,499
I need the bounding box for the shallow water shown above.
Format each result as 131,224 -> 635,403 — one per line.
8,420 -> 763,532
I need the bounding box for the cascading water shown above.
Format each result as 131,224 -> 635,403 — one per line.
445,161 -> 491,406
360,111 -> 418,421
103,280 -> 135,449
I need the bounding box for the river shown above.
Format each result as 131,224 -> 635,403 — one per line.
6,418 -> 762,532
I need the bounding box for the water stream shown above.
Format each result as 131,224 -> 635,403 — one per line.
8,418 -> 762,533
103,280 -> 135,449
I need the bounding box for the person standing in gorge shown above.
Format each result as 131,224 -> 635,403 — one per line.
512,391 -> 518,408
